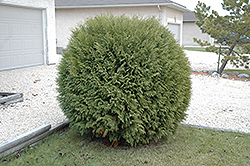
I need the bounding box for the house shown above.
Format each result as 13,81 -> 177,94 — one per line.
182,12 -> 214,46
55,0 -> 191,53
0,0 -> 57,71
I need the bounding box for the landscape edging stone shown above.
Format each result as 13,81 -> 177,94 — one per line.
0,119 -> 69,158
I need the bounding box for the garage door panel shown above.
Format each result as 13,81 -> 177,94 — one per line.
11,23 -> 22,35
0,39 -> 11,51
10,7 -> 22,20
33,51 -> 44,64
0,5 -> 44,71
23,53 -> 34,65
12,53 -> 24,66
0,22 -> 10,35
22,8 -> 31,20
33,38 -> 43,49
168,23 -> 180,43
12,40 -> 23,50
0,56 -> 12,68
0,6 -> 9,19
23,39 -> 33,50
30,10 -> 42,21
33,24 -> 43,36
23,24 -> 33,35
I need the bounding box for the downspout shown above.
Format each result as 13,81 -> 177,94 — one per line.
157,5 -> 162,24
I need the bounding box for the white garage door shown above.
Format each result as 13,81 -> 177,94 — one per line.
0,5 -> 44,71
168,23 -> 180,44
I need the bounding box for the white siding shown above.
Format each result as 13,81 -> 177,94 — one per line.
183,22 -> 213,46
55,6 -> 184,49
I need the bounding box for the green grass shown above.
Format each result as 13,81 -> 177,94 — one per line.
184,46 -> 250,54
223,69 -> 250,75
183,47 -> 207,52
1,126 -> 250,166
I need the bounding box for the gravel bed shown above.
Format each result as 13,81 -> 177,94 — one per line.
183,74 -> 250,133
184,50 -> 250,134
0,65 -> 66,143
0,50 -> 249,144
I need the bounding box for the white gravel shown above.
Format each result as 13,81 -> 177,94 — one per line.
184,50 -> 250,133
0,50 -> 249,144
0,65 -> 66,143
183,74 -> 250,133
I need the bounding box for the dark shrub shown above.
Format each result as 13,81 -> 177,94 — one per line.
57,14 -> 191,146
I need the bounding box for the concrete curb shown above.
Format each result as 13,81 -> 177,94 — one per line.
0,119 -> 69,158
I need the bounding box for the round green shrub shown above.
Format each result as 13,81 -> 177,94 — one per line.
57,14 -> 191,146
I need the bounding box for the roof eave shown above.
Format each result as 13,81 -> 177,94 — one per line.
166,4 -> 191,13
55,3 -> 192,13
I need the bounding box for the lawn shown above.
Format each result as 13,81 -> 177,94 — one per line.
184,46 -> 250,55
183,47 -> 207,52
1,125 -> 249,165
223,69 -> 250,76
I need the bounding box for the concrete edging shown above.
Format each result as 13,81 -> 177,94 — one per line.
180,123 -> 250,135
0,93 -> 23,105
0,119 -> 69,158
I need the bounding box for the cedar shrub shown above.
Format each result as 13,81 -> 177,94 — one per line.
57,14 -> 191,146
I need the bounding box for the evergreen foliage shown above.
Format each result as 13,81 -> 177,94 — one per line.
57,14 -> 191,146
194,0 -> 250,73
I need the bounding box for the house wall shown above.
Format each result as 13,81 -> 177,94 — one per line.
55,6 -> 184,50
0,0 -> 57,64
183,22 -> 213,46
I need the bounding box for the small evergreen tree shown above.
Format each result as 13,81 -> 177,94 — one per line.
194,0 -> 250,73
57,14 -> 191,146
